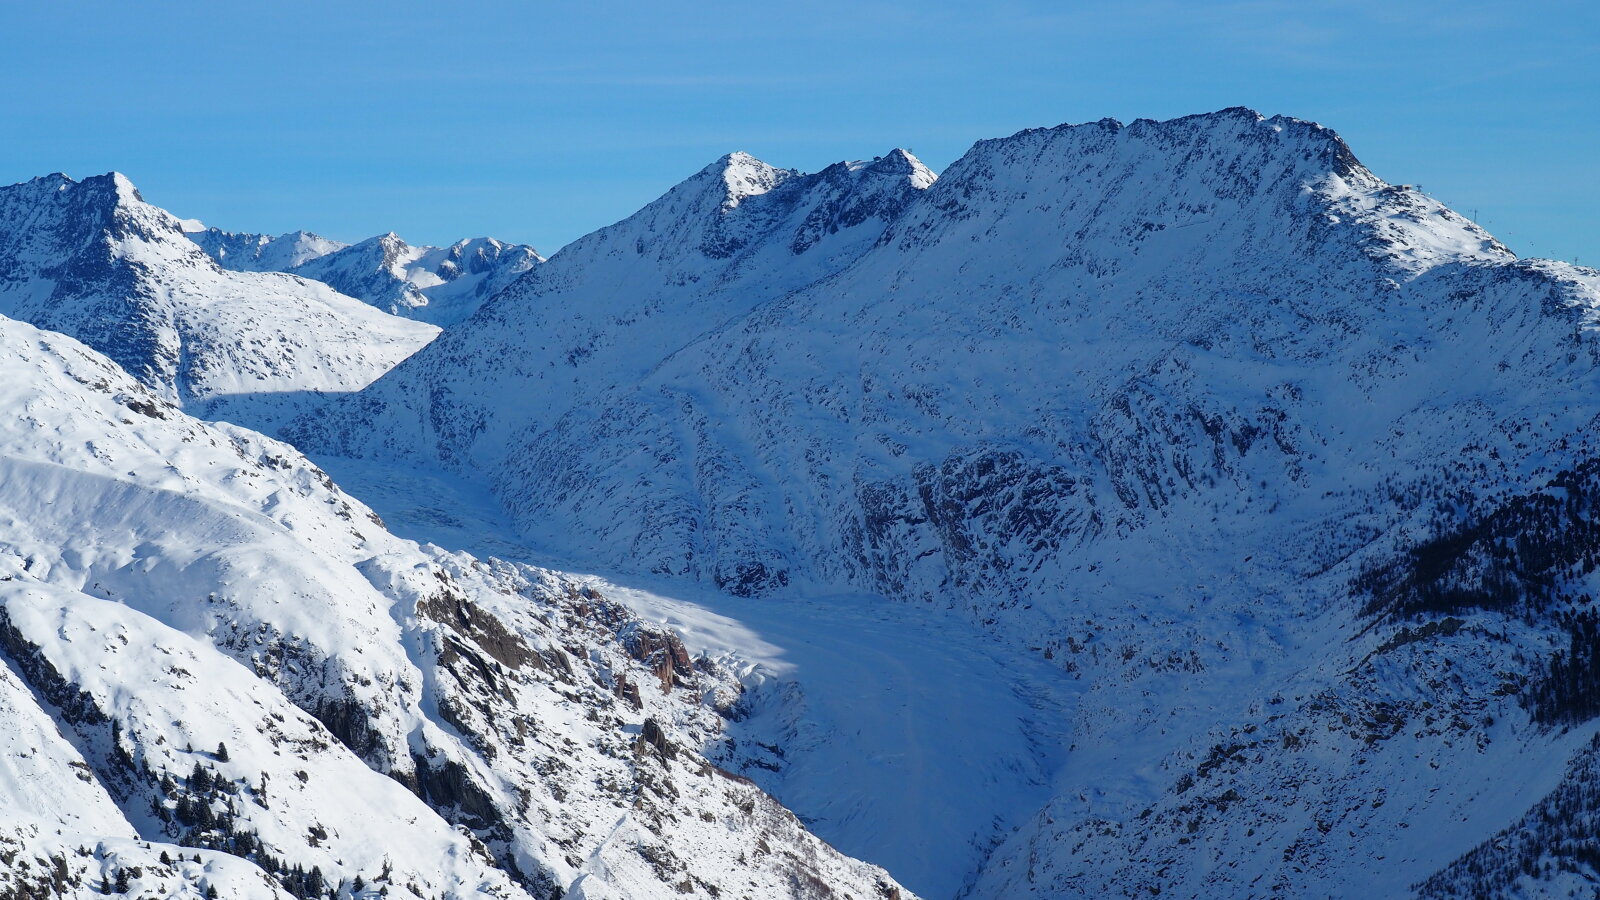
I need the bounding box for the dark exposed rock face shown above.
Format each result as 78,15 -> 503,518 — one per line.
638,718 -> 677,761
313,697 -> 386,763
0,607 -> 109,729
419,576 -> 536,671
405,751 -> 504,831
620,624 -> 695,693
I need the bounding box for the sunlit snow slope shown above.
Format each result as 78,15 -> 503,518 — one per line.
0,314 -> 912,900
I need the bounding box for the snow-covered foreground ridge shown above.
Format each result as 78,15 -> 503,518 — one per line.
0,315 -> 912,900
288,108 -> 1600,897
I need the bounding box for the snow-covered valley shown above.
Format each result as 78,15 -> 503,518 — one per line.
309,453 -> 1070,900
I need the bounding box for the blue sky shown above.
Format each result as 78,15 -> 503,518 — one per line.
3,1 -> 1594,262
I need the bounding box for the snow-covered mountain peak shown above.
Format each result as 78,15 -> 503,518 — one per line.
0,172 -> 437,426
0,171 -> 206,284
705,150 -> 793,209
5,171 -> 185,249
29,171 -> 74,189
855,107 -> 1514,297
289,145 -> 943,472
190,224 -> 540,326
53,171 -> 155,224
108,170 -> 141,202
633,146 -> 938,264
29,169 -> 150,204
349,231 -> 411,263
953,106 -> 1365,198
282,231 -> 541,326
847,147 -> 938,188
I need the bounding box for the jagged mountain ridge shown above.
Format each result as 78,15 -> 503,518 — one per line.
186,227 -> 348,272
299,107 -> 1533,600
192,226 -> 541,326
0,173 -> 438,430
0,312 -> 912,900
289,108 -> 1600,897
291,147 -> 938,480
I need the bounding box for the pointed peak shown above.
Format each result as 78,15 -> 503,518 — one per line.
110,171 -> 140,198
86,171 -> 146,204
694,151 -> 791,210
60,171 -> 146,205
700,150 -> 763,172
349,231 -> 408,250
859,149 -> 938,189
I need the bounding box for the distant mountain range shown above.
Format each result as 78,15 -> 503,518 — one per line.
188,226 -> 540,327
